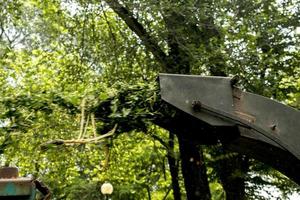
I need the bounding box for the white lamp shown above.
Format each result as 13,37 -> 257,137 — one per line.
295,27 -> 300,35
101,182 -> 113,197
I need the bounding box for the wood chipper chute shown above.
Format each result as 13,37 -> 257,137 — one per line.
159,73 -> 300,184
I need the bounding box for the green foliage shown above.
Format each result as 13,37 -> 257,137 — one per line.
280,67 -> 300,108
0,0 -> 299,199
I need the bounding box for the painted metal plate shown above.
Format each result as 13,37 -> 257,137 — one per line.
160,73 -> 234,126
0,178 -> 35,199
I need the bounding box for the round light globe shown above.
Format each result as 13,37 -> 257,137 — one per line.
295,27 -> 300,35
101,182 -> 113,195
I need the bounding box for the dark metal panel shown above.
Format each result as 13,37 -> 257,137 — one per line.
238,127 -> 281,148
226,137 -> 300,184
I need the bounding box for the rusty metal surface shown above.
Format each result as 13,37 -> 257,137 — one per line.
0,167 -> 36,199
159,73 -> 300,160
0,167 -> 19,179
232,88 -> 300,159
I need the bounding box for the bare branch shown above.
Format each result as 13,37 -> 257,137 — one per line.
41,124 -> 117,147
150,134 -> 169,149
104,0 -> 169,69
78,98 -> 86,139
0,21 -> 4,39
91,113 -> 97,137
82,114 -> 90,137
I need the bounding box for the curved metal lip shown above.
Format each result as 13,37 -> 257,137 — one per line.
159,73 -> 300,160
190,99 -> 293,155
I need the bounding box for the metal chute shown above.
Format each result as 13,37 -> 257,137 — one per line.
159,73 -> 300,183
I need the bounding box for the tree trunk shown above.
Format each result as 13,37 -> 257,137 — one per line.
104,2 -> 212,199
178,135 -> 211,200
217,148 -> 249,200
167,133 -> 181,200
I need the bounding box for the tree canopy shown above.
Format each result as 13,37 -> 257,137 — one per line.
0,0 -> 299,199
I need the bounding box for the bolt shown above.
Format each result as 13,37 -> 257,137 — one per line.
192,100 -> 202,112
270,124 -> 277,131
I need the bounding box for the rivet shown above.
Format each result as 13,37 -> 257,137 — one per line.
192,100 -> 202,111
270,124 -> 276,131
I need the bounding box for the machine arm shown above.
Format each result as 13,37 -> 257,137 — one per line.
159,73 -> 300,183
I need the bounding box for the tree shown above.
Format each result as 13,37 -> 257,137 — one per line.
0,0 -> 299,199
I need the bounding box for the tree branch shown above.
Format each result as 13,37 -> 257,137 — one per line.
150,134 -> 169,149
78,98 -> 86,139
103,0 -> 169,69
41,124 -> 117,148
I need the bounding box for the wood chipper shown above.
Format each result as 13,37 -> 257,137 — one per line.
159,73 -> 300,184
0,167 -> 50,200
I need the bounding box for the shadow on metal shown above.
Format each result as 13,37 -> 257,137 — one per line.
159,73 -> 300,184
